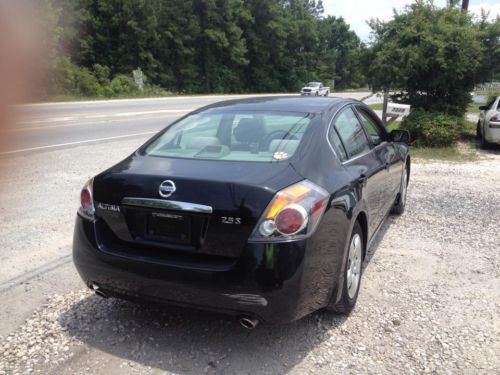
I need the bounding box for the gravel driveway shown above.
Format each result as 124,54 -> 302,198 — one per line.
1,153 -> 499,375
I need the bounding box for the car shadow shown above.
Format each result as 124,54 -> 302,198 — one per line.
59,293 -> 348,373
469,138 -> 500,155
363,214 -> 396,268
58,217 -> 396,373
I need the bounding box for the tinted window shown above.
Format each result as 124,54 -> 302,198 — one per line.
334,108 -> 370,158
144,111 -> 312,162
328,127 -> 348,161
357,110 -> 383,146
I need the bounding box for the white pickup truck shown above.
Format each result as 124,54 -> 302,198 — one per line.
300,82 -> 329,96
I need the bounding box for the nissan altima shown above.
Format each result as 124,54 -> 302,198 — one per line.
73,96 -> 410,327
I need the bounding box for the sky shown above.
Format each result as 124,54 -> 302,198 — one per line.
323,0 -> 500,41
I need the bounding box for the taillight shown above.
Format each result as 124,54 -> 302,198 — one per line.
79,178 -> 95,220
489,113 -> 500,123
249,180 -> 329,242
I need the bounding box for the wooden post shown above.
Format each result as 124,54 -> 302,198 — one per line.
382,90 -> 389,126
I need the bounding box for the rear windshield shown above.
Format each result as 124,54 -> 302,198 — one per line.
144,111 -> 312,162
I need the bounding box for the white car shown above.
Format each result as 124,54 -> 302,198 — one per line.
300,82 -> 329,96
477,96 -> 500,148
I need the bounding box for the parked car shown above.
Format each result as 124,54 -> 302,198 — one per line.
300,82 -> 329,96
73,97 -> 411,328
477,96 -> 500,148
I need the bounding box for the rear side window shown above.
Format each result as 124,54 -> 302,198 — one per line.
333,107 -> 370,158
144,111 -> 312,162
328,127 -> 348,161
357,110 -> 383,146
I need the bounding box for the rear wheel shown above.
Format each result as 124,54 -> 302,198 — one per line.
324,91 -> 329,97
391,165 -> 408,215
327,221 -> 364,314
476,121 -> 481,139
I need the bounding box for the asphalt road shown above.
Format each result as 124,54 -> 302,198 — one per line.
5,92 -> 379,155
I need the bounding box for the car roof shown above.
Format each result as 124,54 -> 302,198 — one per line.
197,96 -> 354,114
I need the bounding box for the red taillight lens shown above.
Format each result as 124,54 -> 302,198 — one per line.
490,113 -> 500,122
275,204 -> 308,235
250,180 -> 329,242
81,189 -> 92,209
79,178 -> 95,220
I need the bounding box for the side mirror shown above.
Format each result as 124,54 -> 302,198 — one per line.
479,105 -> 487,110
390,129 -> 410,144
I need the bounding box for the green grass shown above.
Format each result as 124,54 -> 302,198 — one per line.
467,102 -> 482,114
369,103 -> 384,111
410,142 -> 478,162
46,90 -> 176,102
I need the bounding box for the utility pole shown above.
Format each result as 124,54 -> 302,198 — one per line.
462,0 -> 469,11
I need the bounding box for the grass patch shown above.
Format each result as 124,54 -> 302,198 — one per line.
467,102 -> 482,114
46,90 -> 176,102
369,103 -> 384,111
410,143 -> 478,162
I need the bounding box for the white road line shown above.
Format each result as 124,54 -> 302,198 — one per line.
21,116 -> 77,124
0,131 -> 156,155
108,109 -> 193,117
21,108 -> 193,125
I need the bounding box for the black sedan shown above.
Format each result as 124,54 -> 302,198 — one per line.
73,96 -> 410,328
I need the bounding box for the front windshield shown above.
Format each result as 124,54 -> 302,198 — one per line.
144,111 -> 312,162
307,82 -> 321,87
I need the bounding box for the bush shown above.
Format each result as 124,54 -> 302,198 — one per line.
74,68 -> 103,97
104,74 -> 136,96
401,110 -> 465,147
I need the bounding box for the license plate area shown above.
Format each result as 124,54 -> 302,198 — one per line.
145,212 -> 191,244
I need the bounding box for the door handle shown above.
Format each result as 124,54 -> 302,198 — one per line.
358,174 -> 368,187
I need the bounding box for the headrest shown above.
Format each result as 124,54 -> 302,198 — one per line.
233,118 -> 266,143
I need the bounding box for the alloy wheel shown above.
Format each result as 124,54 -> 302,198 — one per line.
346,233 -> 362,299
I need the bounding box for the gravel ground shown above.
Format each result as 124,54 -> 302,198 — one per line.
0,153 -> 499,375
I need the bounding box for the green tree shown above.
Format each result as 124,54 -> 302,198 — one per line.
366,1 -> 488,115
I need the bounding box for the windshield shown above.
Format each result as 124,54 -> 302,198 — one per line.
144,111 -> 312,162
307,82 -> 321,87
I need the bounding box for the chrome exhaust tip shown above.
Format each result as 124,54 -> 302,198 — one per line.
90,283 -> 108,298
238,316 -> 259,330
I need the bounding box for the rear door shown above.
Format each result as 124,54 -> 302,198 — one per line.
354,105 -> 402,211
328,106 -> 388,236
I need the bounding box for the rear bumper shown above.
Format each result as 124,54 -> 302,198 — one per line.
73,215 -> 340,323
485,122 -> 500,144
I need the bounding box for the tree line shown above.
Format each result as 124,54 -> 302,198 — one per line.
45,0 -> 365,97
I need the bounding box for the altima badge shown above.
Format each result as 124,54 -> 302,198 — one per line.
159,180 -> 176,198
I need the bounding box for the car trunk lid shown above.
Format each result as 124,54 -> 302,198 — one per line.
93,154 -> 303,258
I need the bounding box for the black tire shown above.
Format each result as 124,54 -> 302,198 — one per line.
476,121 -> 481,140
315,91 -> 319,96
324,91 -> 329,97
326,221 -> 364,314
391,164 -> 408,215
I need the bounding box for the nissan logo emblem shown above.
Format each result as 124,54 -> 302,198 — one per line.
159,180 -> 176,198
